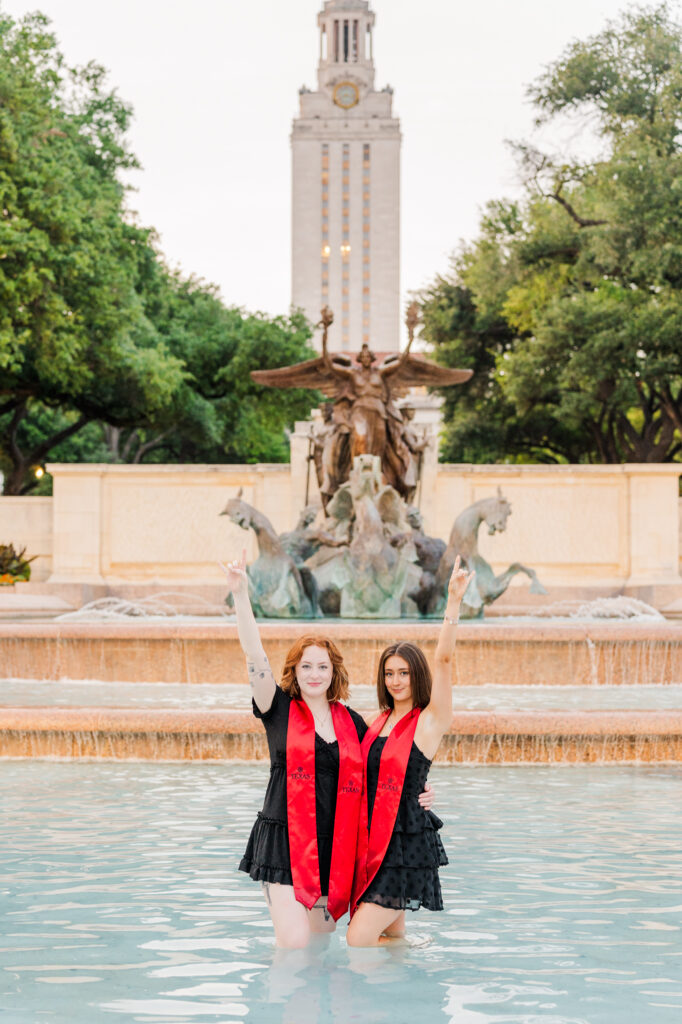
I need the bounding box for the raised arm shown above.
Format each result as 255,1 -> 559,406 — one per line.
320,306 -> 335,372
380,335 -> 414,380
219,550 -> 277,713
381,301 -> 418,379
320,306 -> 353,380
418,556 -> 474,758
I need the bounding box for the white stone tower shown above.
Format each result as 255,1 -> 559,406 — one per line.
291,0 -> 401,353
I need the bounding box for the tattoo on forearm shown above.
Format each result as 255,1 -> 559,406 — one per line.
323,907 -> 331,922
262,881 -> 272,906
247,657 -> 272,689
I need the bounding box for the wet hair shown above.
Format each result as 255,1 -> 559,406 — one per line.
376,642 -> 432,710
281,635 -> 350,703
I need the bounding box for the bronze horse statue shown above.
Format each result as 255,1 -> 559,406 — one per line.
428,489 -> 546,617
220,492 -> 318,617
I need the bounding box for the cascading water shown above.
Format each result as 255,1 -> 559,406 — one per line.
518,595 -> 664,620
55,592 -> 233,622
2,592 -> 680,763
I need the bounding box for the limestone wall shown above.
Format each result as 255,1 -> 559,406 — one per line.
46,463 -> 295,585
0,462 -> 680,599
430,464 -> 681,588
0,497 -> 53,581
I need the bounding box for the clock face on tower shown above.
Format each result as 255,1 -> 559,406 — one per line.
333,82 -> 360,109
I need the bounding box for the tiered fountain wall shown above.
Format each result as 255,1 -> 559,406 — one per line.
2,619 -> 681,764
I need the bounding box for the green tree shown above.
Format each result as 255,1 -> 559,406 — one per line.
103,270 -> 319,466
0,11 -> 319,493
0,11 -> 185,492
421,3 -> 682,463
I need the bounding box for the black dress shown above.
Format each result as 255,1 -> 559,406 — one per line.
239,686 -> 368,894
359,735 -> 447,912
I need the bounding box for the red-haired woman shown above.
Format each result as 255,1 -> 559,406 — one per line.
347,556 -> 474,946
221,552 -> 434,949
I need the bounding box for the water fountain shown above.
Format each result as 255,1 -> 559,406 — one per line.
2,564 -> 680,764
1,307 -> 680,764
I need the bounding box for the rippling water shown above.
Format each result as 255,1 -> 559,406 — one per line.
1,764 -> 682,1023
3,680 -> 682,710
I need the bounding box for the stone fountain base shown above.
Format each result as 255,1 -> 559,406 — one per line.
1,620 -> 680,687
1,707 -> 681,763
3,619 -> 680,764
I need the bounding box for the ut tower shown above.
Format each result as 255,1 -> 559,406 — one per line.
291,0 -> 401,354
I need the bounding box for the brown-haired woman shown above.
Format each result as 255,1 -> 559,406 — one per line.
347,556 -> 474,946
220,551 -> 434,949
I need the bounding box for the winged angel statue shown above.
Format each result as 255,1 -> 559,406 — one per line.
251,304 -> 472,501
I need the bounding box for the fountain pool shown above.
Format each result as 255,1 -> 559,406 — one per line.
2,680 -> 682,711
1,761 -> 681,1024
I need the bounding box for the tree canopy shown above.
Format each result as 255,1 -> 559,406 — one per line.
421,3 -> 682,464
0,11 -> 317,494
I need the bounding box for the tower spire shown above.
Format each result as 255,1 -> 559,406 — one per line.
291,1 -> 400,354
317,1 -> 375,92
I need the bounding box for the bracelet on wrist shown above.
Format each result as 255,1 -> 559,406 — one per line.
444,614 -> 459,625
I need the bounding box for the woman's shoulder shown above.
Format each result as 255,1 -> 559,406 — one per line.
342,703 -> 370,740
253,684 -> 291,722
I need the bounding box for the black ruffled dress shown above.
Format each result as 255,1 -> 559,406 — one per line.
358,735 -> 448,912
239,686 -> 368,893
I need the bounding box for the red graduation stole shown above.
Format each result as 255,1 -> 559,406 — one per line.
350,706 -> 421,917
286,699 -> 364,921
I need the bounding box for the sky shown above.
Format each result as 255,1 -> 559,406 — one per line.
4,0 -> 633,327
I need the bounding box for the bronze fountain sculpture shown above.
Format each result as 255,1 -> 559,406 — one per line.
222,306 -> 545,618
251,303 -> 472,504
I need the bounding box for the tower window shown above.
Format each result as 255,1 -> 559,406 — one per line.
334,20 -> 339,62
352,20 -> 358,62
321,144 -> 330,304
343,20 -> 349,62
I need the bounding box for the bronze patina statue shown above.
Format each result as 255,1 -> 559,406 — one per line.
251,304 -> 472,501
426,489 -> 548,618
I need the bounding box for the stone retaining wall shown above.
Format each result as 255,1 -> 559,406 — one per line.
0,462 -> 680,605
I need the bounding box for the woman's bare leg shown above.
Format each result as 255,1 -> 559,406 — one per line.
262,882 -> 311,949
381,911 -> 405,938
346,902 -> 407,947
308,902 -> 337,935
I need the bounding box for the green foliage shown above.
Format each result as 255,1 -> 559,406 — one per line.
112,273 -> 319,465
0,542 -> 35,582
0,10 -> 317,493
420,3 -> 682,464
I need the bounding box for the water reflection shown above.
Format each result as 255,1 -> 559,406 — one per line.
0,763 -> 681,1023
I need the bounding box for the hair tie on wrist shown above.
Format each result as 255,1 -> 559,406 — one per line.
445,615 -> 459,625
